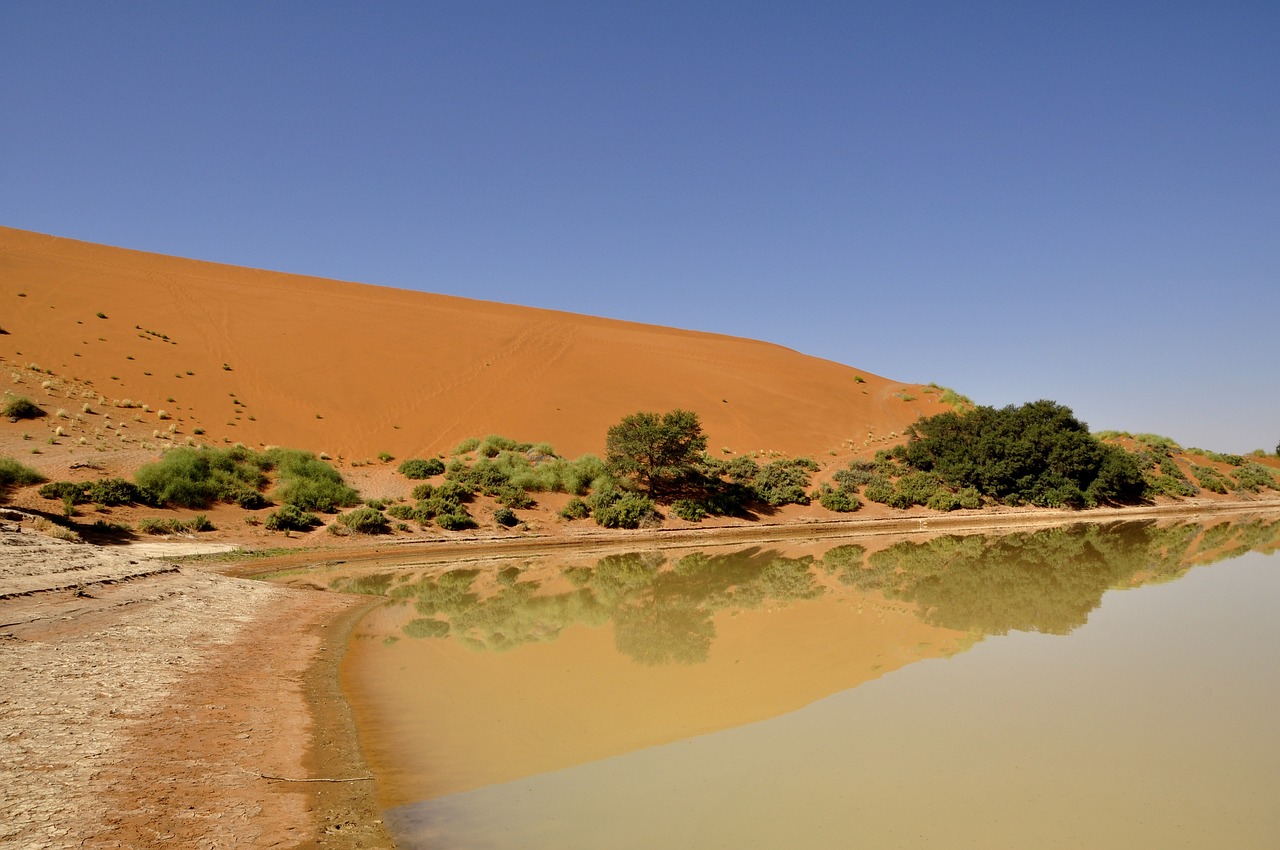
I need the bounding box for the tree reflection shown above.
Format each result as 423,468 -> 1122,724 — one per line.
332,516 -> 1280,662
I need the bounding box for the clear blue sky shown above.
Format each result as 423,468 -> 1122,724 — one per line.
3,1 -> 1277,452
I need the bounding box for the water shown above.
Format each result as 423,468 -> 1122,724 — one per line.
331,516 -> 1280,849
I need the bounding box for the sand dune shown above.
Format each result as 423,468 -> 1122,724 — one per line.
0,226 -> 948,461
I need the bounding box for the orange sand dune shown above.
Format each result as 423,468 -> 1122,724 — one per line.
0,226 -> 948,460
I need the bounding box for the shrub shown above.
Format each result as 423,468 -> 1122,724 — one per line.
398,458 -> 445,479
493,507 -> 519,527
135,446 -> 269,508
495,485 -> 535,509
337,506 -> 390,534
818,486 -> 861,513
1233,462 -> 1277,493
3,395 -> 45,420
1191,465 -> 1231,495
188,514 -> 215,532
559,498 -> 590,520
410,482 -> 434,500
451,437 -> 480,455
264,504 -> 321,532
752,458 -> 819,506
0,458 -> 47,492
594,494 -> 660,529
88,478 -> 144,506
386,504 -> 415,520
265,448 -> 360,512
435,510 -> 478,531
39,481 -> 87,503
670,499 -> 707,522
377,452 -> 394,463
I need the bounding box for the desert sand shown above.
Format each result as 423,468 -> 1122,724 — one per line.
2,226 -> 1278,848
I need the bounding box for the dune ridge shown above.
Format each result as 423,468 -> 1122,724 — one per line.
0,225 -> 948,461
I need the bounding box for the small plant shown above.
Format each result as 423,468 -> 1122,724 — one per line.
377,452 -> 394,463
493,507 -> 519,527
0,457 -> 46,491
96,312 -> 107,319
435,510 -> 478,531
222,363 -> 233,371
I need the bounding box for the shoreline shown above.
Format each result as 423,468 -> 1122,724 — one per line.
229,496 -> 1280,578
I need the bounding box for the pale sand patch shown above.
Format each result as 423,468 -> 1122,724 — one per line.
0,530 -> 389,850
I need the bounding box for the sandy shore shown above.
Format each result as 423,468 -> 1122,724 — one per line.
0,528 -> 393,850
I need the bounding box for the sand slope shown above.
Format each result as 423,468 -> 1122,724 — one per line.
0,226 -> 948,461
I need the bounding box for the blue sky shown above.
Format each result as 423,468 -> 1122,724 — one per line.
3,1 -> 1277,452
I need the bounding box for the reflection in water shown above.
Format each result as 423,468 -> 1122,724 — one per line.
332,515 -> 1280,848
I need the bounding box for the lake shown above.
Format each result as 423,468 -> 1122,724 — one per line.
330,515 -> 1280,849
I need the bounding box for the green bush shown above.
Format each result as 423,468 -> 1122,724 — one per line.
670,499 -> 707,522
1233,462 -> 1277,493
864,481 -> 895,505
398,458 -> 445,479
386,504 -> 415,520
594,494 -> 659,529
818,486 -> 861,513
337,506 -> 390,534
2,395 -> 45,420
39,481 -> 87,503
410,482 -> 434,500
495,484 -> 535,509
435,510 -> 478,531
559,498 -> 590,520
1190,465 -> 1231,494
265,448 -> 360,512
0,458 -> 46,492
752,458 -> 819,506
493,507 -> 519,527
264,504 -> 321,532
135,446 -> 269,509
88,478 -> 144,506
451,437 -> 480,455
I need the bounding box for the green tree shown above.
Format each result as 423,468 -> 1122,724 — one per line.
605,409 -> 707,498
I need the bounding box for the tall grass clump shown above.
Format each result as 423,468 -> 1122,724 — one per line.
264,448 -> 361,512
0,457 -> 46,493
134,446 -> 270,508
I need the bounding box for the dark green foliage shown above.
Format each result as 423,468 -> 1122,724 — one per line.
1233,462 -> 1277,493
445,457 -> 511,495
435,510 -> 478,531
337,506 -> 390,534
752,458 -> 818,506
135,446 -> 270,509
410,482 -> 434,500
494,484 -> 535,509
386,504 -> 415,520
817,485 -> 861,513
39,478 -> 145,507
264,504 -> 321,532
493,507 -> 519,527
2,395 -> 45,420
832,460 -> 877,490
398,457 -> 445,479
670,499 -> 707,522
0,458 -> 46,491
559,498 -> 590,520
864,480 -> 895,505
605,409 -> 707,498
594,494 -> 660,529
89,478 -> 144,506
39,481 -> 86,503
1191,465 -> 1231,495
265,448 -> 360,512
900,400 -> 1146,508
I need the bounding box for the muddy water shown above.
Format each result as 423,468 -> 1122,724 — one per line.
333,516 -> 1280,849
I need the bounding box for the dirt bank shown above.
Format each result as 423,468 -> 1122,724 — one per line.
0,528 -> 393,850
